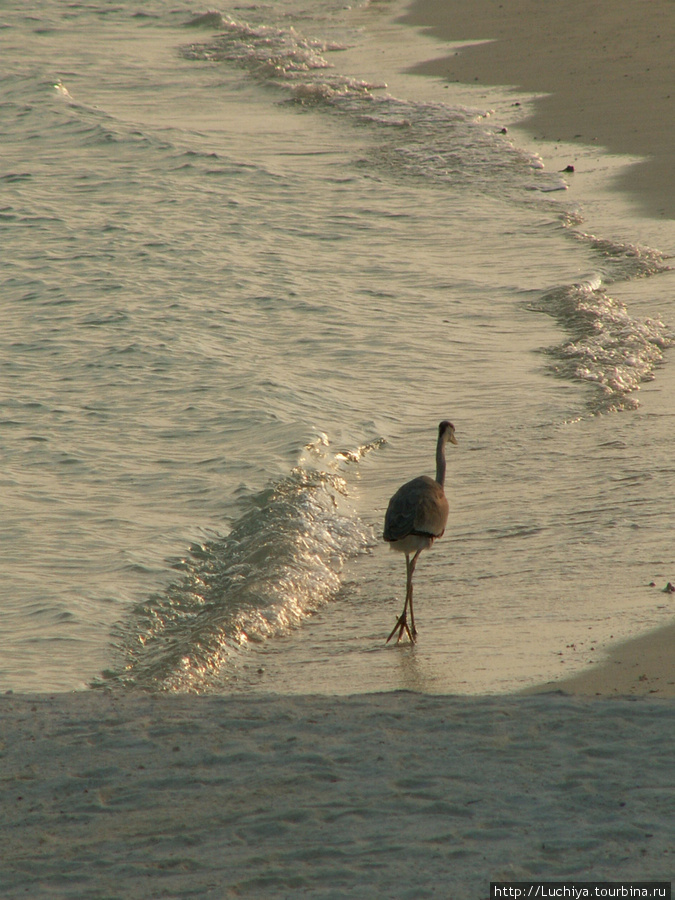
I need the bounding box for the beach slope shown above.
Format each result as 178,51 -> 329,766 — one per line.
399,0 -> 675,219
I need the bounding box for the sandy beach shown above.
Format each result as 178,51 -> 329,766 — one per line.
528,621 -> 675,699
1,690 -> 673,898
2,3 -> 674,897
399,0 -> 675,220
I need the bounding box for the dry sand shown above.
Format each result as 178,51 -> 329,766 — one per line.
1,690 -> 673,899
399,0 -> 675,220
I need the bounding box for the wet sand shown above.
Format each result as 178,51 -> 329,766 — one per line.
524,621 -> 675,698
399,0 -> 675,219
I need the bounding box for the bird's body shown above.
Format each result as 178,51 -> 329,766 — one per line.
383,420 -> 457,643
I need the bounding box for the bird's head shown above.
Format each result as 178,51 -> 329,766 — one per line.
439,420 -> 458,445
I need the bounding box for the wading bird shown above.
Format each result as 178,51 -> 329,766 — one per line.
383,420 -> 458,644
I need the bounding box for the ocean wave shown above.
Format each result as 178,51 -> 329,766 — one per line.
98,441 -> 380,692
531,237 -> 673,412
181,14 -> 343,81
180,13 -> 568,197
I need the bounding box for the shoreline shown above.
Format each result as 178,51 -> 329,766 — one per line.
2,7 -> 674,894
525,620 -> 675,698
398,0 -> 675,220
394,0 -> 675,701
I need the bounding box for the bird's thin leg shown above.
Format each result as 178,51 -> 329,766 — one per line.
386,553 -> 416,645
407,550 -> 422,638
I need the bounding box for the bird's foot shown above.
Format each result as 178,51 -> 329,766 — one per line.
386,615 -> 416,645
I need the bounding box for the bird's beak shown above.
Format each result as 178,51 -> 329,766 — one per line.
450,434 -> 458,445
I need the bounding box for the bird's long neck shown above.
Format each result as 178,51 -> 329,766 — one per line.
435,435 -> 446,486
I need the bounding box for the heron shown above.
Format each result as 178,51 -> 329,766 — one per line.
383,420 -> 458,644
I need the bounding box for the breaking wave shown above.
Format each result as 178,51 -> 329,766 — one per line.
180,11 -> 567,197
98,439 -> 382,692
532,234 -> 673,412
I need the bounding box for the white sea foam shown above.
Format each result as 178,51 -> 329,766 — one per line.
103,442 -> 380,692
532,237 -> 673,411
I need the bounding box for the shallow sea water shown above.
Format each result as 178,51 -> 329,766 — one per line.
1,0 -> 673,694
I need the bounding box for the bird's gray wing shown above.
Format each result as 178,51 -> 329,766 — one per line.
384,475 -> 447,542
